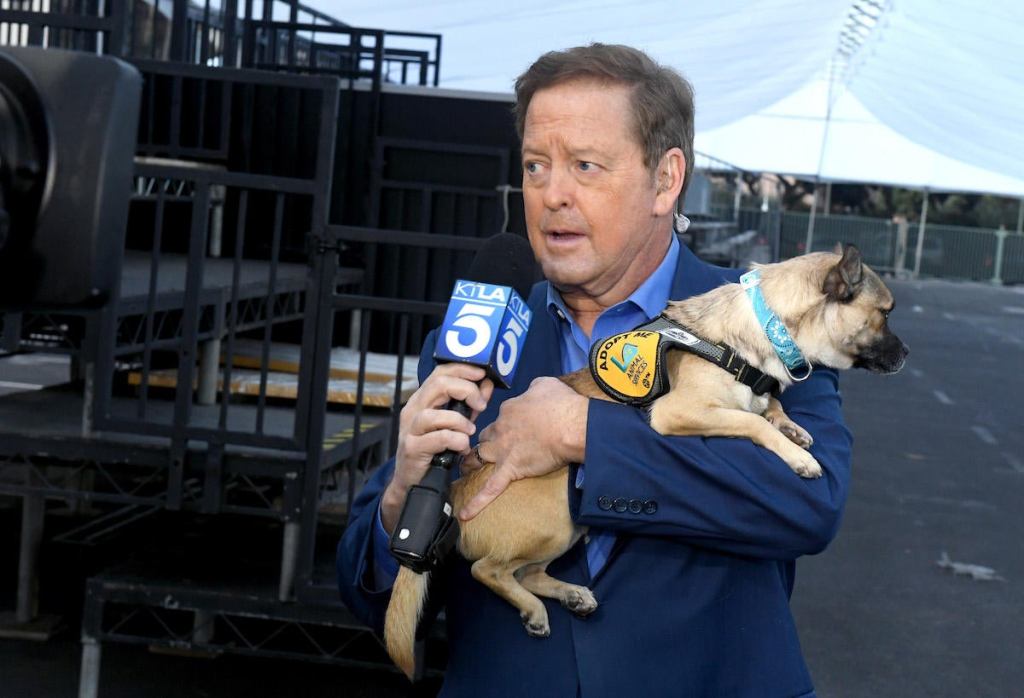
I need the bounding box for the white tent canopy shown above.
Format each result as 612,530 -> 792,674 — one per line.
696,77 -> 1024,198
313,0 -> 1024,197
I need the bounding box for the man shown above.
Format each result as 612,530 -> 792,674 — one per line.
337,44 -> 851,697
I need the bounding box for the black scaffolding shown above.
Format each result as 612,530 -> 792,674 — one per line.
1,1 -> 538,693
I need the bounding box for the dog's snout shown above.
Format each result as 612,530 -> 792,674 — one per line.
853,332 -> 909,374
891,339 -> 909,373
885,336 -> 909,374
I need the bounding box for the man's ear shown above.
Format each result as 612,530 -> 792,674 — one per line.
653,148 -> 685,217
823,244 -> 864,301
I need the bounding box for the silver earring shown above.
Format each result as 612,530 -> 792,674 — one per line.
674,213 -> 690,233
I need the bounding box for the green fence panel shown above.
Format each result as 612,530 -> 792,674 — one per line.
779,212 -> 895,270
700,207 -> 1023,284
907,224 -> 997,281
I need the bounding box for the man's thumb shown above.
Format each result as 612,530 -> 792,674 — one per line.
458,469 -> 512,521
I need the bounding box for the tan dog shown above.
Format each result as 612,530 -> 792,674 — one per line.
384,245 -> 907,678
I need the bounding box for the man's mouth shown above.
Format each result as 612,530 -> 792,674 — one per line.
545,229 -> 585,241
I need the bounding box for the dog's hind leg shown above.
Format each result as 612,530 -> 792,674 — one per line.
471,557 -> 550,637
518,562 -> 598,617
763,397 -> 813,449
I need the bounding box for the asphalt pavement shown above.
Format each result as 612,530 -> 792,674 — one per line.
791,277 -> 1024,697
2,276 -> 1022,697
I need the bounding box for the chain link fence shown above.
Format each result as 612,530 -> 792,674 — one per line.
684,163 -> 1024,285
736,209 -> 1024,284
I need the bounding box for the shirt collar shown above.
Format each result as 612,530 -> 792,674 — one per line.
546,233 -> 680,325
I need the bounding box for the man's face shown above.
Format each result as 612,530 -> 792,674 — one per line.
521,79 -> 669,302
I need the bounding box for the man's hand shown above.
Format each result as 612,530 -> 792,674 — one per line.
459,377 -> 587,521
381,363 -> 494,534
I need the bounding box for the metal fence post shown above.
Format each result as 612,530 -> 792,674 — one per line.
912,190 -> 929,278
804,181 -> 818,254
992,227 -> 1007,285
78,639 -> 102,698
894,217 -> 908,277
169,0 -> 190,62
15,493 -> 44,624
770,207 -> 782,262
733,173 -> 742,224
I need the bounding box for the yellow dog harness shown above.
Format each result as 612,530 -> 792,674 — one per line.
589,315 -> 780,407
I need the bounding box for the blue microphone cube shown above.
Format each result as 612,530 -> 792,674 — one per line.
434,280 -> 533,389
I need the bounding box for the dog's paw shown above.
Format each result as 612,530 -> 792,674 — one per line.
561,587 -> 598,617
773,419 -> 814,449
787,450 -> 823,479
521,611 -> 551,638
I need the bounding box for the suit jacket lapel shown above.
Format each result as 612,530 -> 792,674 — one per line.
518,283 -> 563,387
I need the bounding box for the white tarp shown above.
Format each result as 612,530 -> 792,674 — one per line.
314,0 -> 1024,196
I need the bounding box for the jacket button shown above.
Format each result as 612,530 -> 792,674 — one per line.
597,495 -> 612,511
627,498 -> 642,514
643,499 -> 658,515
612,497 -> 628,513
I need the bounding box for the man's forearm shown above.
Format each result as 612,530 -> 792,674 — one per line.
380,480 -> 405,535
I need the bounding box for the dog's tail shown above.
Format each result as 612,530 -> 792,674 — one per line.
384,566 -> 430,679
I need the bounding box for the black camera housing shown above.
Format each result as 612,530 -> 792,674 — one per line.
0,47 -> 140,308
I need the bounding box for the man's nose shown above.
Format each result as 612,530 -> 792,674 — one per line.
542,168 -> 574,210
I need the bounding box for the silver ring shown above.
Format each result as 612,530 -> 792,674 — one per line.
473,444 -> 483,462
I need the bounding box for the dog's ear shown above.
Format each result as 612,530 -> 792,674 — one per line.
823,244 -> 864,302
832,241 -> 844,255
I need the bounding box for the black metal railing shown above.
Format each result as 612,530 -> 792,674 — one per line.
93,64 -> 340,456
0,0 -> 442,86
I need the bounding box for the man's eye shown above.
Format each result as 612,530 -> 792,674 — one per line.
578,161 -> 595,172
525,162 -> 541,174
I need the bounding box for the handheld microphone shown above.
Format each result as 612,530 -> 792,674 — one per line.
389,233 -> 537,573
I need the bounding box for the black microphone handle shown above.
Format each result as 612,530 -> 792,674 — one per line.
388,398 -> 471,571
430,397 -> 473,470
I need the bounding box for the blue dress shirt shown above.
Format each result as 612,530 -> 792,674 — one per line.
545,235 -> 680,575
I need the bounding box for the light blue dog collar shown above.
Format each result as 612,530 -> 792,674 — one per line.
740,269 -> 812,382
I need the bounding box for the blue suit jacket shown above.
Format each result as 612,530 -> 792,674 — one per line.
337,241 -> 852,697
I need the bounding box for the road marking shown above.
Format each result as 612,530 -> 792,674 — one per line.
912,305 -> 924,313
1002,452 -> 1024,474
980,325 -> 1024,346
970,425 -> 998,446
937,552 -> 1004,582
910,368 -> 924,378
1002,306 -> 1024,315
932,390 -> 954,405
0,381 -> 43,391
899,494 -> 995,511
942,312 -> 956,321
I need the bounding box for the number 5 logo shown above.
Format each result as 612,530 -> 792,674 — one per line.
496,318 -> 525,377
444,303 -> 495,358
